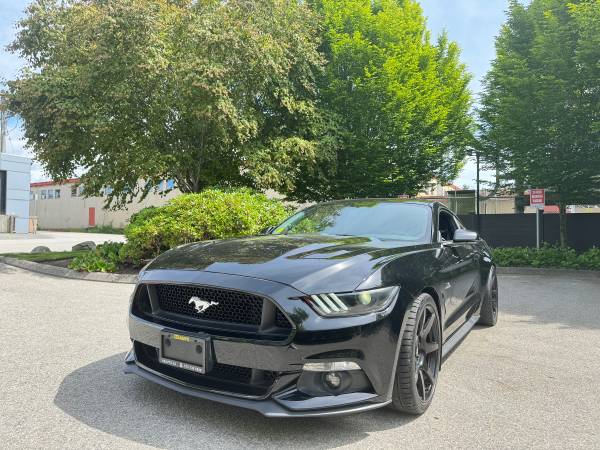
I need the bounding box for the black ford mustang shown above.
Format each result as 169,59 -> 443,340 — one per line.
125,199 -> 498,417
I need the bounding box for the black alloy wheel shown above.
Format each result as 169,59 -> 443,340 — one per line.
414,303 -> 440,402
391,293 -> 441,415
478,266 -> 499,326
491,275 -> 499,318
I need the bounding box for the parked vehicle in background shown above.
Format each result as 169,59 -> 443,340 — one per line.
125,200 -> 498,417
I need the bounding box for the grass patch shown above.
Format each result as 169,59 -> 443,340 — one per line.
39,225 -> 124,234
87,225 -> 125,234
0,250 -> 91,262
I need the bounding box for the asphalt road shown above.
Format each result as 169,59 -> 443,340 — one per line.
1,264 -> 599,449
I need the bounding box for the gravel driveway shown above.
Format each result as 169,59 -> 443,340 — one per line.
0,264 -> 598,449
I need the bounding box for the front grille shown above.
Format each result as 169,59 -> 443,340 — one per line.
275,309 -> 291,329
210,362 -> 252,383
134,341 -> 278,396
132,283 -> 293,340
156,284 -> 264,326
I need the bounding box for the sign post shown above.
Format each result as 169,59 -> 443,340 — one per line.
529,189 -> 545,249
535,209 -> 543,249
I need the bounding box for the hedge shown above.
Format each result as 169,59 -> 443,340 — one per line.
122,189 -> 292,263
492,245 -> 600,270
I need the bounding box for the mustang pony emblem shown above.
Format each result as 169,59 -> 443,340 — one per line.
188,296 -> 219,314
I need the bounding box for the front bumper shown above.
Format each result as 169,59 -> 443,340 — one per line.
124,349 -> 389,417
125,269 -> 411,417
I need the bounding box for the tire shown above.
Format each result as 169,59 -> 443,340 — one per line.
478,266 -> 498,327
390,293 -> 441,415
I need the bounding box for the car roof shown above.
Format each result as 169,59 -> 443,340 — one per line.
315,198 -> 441,208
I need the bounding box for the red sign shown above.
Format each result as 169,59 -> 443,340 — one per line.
529,189 -> 545,209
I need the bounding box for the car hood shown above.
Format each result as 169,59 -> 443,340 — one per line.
145,234 -> 427,293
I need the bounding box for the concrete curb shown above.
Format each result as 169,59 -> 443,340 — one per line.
0,256 -> 138,284
497,266 -> 600,278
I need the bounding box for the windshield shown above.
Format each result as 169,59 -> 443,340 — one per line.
272,201 -> 431,242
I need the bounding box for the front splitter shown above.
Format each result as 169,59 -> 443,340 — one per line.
124,353 -> 389,418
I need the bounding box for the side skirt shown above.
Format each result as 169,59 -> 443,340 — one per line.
441,314 -> 479,362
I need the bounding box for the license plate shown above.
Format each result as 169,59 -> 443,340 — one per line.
159,331 -> 210,374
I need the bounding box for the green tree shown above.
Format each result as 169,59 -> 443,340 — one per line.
288,0 -> 473,201
7,0 -> 328,206
479,0 -> 600,246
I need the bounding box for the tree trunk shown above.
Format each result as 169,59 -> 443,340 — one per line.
176,175 -> 205,193
558,200 -> 567,247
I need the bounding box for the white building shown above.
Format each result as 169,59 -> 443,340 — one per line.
29,178 -> 180,230
0,153 -> 31,234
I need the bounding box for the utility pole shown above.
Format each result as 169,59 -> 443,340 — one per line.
476,151 -> 481,233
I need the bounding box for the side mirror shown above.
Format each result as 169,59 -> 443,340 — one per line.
453,229 -> 478,242
261,226 -> 275,235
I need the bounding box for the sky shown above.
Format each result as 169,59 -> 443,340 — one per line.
419,0 -> 509,188
0,0 -> 510,187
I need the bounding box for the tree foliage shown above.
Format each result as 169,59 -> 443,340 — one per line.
288,0 -> 473,200
8,0 -> 328,206
8,0 -> 474,205
479,0 -> 600,244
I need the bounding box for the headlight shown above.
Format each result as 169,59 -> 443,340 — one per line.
304,286 -> 399,317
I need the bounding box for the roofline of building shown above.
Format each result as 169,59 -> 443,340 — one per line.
0,153 -> 32,163
30,178 -> 80,188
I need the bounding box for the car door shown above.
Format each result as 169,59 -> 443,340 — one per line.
437,209 -> 480,337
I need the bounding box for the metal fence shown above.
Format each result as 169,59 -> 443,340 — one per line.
457,213 -> 600,251
416,193 -> 600,250
419,195 -> 517,215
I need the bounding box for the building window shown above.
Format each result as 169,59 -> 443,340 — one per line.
0,170 -> 6,215
54,189 -> 61,199
41,190 -> 47,200
47,189 -> 55,200
71,185 -> 78,197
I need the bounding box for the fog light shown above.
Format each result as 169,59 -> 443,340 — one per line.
303,361 -> 361,371
324,371 -> 342,389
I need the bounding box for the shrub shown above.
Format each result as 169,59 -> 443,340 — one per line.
69,241 -> 125,273
122,189 -> 292,263
492,245 -> 600,270
576,247 -> 600,269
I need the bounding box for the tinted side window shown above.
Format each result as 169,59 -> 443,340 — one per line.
438,210 -> 458,241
